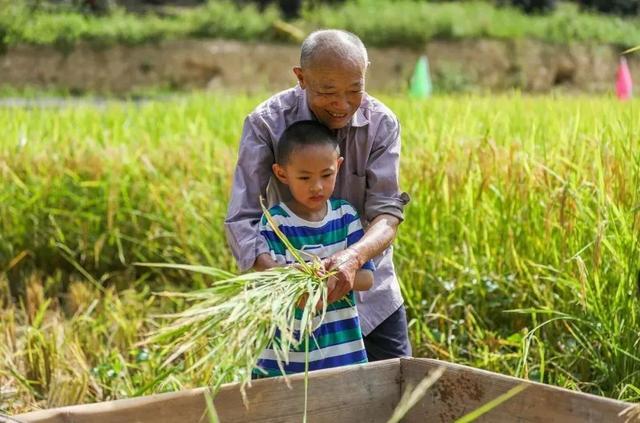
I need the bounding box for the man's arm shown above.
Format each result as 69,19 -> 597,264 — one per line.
324,214 -> 400,303
324,113 -> 409,303
254,213 -> 287,271
224,116 -> 274,272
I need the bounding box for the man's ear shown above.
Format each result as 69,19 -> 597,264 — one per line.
293,66 -> 305,89
272,163 -> 289,185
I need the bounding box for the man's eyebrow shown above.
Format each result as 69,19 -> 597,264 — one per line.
318,81 -> 362,89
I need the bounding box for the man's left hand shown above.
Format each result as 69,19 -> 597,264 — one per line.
322,248 -> 362,304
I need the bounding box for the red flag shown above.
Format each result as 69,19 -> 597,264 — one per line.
616,57 -> 633,100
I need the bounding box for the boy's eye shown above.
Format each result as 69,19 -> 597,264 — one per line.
298,177 -> 310,180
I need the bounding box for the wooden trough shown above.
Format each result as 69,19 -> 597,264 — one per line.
15,358 -> 632,422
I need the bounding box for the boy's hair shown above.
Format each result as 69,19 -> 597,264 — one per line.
276,120 -> 339,165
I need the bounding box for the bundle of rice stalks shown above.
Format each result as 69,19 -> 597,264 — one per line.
142,200 -> 333,413
145,263 -> 329,395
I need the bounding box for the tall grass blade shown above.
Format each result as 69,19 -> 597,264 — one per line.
454,384 -> 528,423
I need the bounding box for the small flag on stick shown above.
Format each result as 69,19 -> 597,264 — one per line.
410,55 -> 433,98
616,57 -> 633,100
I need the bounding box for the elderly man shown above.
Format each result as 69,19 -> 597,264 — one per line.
224,29 -> 411,360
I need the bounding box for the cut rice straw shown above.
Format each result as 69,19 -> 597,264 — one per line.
386,367 -> 445,423
140,197 -> 334,419
454,383 -> 528,423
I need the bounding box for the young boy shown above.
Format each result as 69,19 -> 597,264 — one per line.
252,120 -> 375,378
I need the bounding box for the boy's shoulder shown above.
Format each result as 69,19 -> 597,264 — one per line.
260,199 -> 360,227
259,203 -> 290,226
328,198 -> 359,217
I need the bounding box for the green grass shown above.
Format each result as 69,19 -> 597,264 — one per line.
306,0 -> 640,48
0,93 -> 639,414
1,1 -> 640,50
394,95 -> 640,398
0,0 -> 280,50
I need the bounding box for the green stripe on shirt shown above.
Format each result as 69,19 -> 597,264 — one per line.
290,327 -> 364,353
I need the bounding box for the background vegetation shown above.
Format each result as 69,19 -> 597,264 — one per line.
1,0 -> 640,51
1,94 -> 638,414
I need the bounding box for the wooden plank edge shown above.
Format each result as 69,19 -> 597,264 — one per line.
400,357 -> 633,422
16,359 -> 402,423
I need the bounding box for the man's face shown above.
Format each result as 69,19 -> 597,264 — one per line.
294,60 -> 366,130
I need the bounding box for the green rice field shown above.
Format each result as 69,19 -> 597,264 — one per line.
0,93 -> 638,414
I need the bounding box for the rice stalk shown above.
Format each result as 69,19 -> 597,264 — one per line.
142,202 -> 333,411
454,383 -> 528,423
386,367 -> 445,423
203,388 -> 220,423
621,403 -> 640,423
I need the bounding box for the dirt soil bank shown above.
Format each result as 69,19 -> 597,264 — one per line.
1,39 -> 637,94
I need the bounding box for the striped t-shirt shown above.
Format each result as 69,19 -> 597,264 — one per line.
253,198 -> 375,378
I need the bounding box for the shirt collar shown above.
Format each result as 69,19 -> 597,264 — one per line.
295,84 -> 370,128
351,106 -> 369,128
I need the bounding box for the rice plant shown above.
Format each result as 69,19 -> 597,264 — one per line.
1,93 -> 638,414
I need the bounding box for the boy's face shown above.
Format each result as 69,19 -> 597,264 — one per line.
272,144 -> 343,215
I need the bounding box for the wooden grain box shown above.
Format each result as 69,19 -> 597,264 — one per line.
14,358 -> 632,423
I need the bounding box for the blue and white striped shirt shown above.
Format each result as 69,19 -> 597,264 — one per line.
253,198 -> 375,377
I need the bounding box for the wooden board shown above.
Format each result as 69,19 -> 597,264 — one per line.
17,359 -> 401,423
16,358 -> 634,422
400,358 -> 631,423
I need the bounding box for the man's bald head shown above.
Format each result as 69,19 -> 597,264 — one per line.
300,30 -> 368,70
293,30 -> 368,130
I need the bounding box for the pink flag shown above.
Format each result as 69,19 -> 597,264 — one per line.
616,57 -> 633,100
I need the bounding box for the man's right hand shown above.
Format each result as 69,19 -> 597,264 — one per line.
253,253 -> 279,271
298,277 -> 336,310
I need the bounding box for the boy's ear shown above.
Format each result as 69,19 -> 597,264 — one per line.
337,156 -> 344,170
272,163 -> 289,185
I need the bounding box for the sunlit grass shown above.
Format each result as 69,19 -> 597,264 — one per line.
2,0 -> 640,49
0,93 -> 638,413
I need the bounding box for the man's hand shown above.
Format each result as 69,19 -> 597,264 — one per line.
322,248 -> 362,304
321,214 -> 400,304
298,277 -> 336,310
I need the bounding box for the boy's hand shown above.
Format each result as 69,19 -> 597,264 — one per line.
322,248 -> 361,304
253,253 -> 280,271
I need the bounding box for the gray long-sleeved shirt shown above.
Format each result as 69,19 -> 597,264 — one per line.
224,85 -> 410,335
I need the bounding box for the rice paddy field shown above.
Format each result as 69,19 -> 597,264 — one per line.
0,93 -> 639,414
